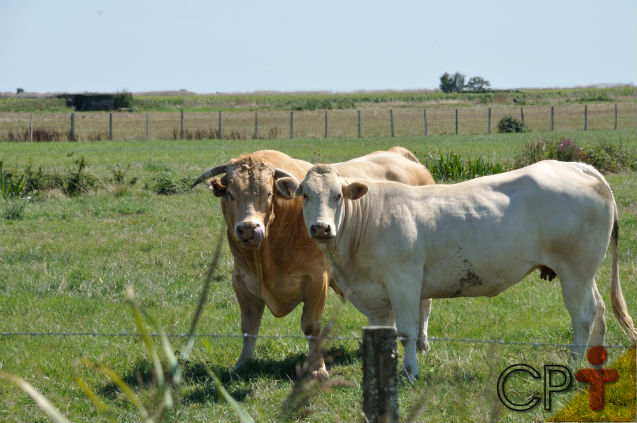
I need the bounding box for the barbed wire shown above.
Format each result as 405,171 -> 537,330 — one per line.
0,330 -> 633,349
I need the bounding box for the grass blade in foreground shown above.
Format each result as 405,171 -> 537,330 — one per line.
202,338 -> 256,423
0,370 -> 72,423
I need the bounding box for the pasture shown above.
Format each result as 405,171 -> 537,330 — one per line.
1,130 -> 636,422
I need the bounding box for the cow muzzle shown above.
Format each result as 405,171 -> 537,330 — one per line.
234,221 -> 265,247
309,222 -> 334,240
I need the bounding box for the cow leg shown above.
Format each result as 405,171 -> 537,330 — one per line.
588,281 -> 606,347
232,275 -> 265,372
300,278 -> 329,379
560,273 -> 597,361
387,273 -> 422,381
417,298 -> 432,352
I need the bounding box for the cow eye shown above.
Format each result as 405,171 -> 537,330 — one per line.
303,194 -> 308,200
335,193 -> 343,201
267,191 -> 272,198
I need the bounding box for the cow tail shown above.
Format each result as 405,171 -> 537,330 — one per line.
609,208 -> 637,342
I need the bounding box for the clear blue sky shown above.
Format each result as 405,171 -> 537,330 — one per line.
1,0 -> 635,93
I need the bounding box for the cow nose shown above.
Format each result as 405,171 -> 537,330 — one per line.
310,222 -> 332,238
236,222 -> 258,240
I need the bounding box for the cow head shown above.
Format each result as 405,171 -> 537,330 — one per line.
276,164 -> 368,241
192,156 -> 294,249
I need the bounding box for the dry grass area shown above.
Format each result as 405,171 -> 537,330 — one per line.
0,102 -> 635,141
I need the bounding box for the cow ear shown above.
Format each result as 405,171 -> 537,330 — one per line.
275,177 -> 302,199
342,182 -> 368,200
208,177 -> 227,197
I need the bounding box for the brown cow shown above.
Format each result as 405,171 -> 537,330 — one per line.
191,148 -> 433,378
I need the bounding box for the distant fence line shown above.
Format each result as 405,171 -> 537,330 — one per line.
0,103 -> 635,142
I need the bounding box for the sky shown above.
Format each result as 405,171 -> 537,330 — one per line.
1,0 -> 636,94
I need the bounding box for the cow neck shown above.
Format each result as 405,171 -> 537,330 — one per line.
326,192 -> 372,266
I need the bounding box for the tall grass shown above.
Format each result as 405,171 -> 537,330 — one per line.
423,151 -> 506,182
0,240 -> 256,423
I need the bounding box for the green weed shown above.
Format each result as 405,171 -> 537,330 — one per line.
423,151 -> 506,182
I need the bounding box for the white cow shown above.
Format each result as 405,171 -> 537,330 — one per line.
275,160 -> 637,379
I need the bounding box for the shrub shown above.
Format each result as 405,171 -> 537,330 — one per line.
113,91 -> 135,109
585,141 -> 637,173
497,116 -> 528,133
3,199 -> 25,220
146,173 -> 190,195
64,157 -> 96,197
514,137 -> 637,173
0,161 -> 25,199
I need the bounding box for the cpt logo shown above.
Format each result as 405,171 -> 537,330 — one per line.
497,346 -> 618,412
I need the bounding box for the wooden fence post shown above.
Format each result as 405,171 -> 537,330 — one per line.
146,112 -> 149,140
488,107 -> 491,134
614,104 -> 618,129
218,111 -> 223,139
324,111 -> 328,138
584,105 -> 588,131
520,107 -> 524,122
180,110 -> 184,139
289,111 -> 294,139
254,111 -> 258,139
455,109 -> 458,135
109,112 -> 113,141
551,106 -> 554,131
362,326 -> 399,423
423,109 -> 428,136
390,109 -> 395,137
29,113 -> 33,142
357,110 -> 361,138
70,113 -> 75,141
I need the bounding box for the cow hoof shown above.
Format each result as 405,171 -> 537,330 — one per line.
400,368 -> 418,384
231,361 -> 251,374
417,338 -> 430,352
311,367 -> 330,380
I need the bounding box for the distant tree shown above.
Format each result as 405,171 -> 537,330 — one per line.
16,88 -> 24,94
466,76 -> 491,92
439,73 -> 455,93
439,72 -> 466,93
452,72 -> 465,92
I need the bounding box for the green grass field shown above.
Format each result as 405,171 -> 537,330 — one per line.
1,130 -> 636,422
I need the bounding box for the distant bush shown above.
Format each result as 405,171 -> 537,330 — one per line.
424,151 -> 506,182
113,91 -> 135,109
497,116 -> 528,133
146,173 -> 190,195
514,137 -> 637,172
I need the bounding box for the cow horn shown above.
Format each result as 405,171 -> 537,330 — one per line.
274,168 -> 295,180
190,164 -> 227,189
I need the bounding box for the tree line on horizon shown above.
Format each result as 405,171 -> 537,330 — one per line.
440,72 -> 491,93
